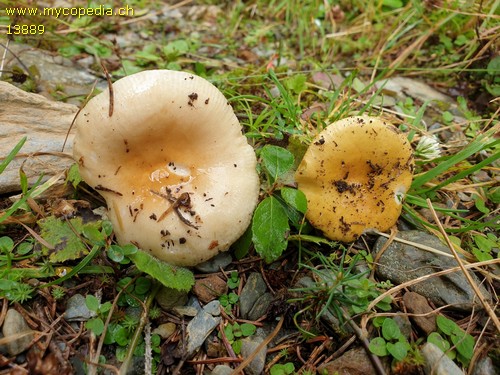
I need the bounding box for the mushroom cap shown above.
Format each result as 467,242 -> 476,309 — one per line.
73,70 -> 259,266
295,116 -> 414,242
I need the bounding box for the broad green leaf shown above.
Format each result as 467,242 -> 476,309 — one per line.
451,333 -> 475,361
113,325 -> 130,346
135,277 -> 152,295
85,294 -> 100,312
284,74 -> 307,94
386,341 -> 409,361
428,332 -> 452,357
0,236 -> 14,253
252,196 -> 289,263
240,323 -> 256,337
39,216 -> 102,262
382,318 -> 401,341
67,164 -> 82,188
260,145 -> 294,180
280,187 -> 307,214
128,250 -> 194,291
437,315 -> 458,336
107,245 -> 125,263
163,39 -> 190,57
85,317 -> 104,336
369,337 -> 388,356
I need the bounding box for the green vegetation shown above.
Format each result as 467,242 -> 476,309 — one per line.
1,0 -> 498,373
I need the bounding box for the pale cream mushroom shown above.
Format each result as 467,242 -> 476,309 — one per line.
295,116 -> 414,242
73,70 -> 259,266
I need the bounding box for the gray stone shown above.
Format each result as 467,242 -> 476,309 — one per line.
155,286 -> 188,310
65,294 -> 95,321
240,337 -> 267,375
185,310 -> 221,358
209,365 -> 233,375
239,273 -> 267,319
0,80 -> 78,194
317,346 -> 388,375
376,76 -> 454,107
204,300 -> 221,316
422,342 -> 465,375
472,356 -> 497,375
247,292 -> 273,321
172,306 -> 199,317
1,309 -> 34,355
195,252 -> 232,273
1,41 -> 106,103
210,364 -> 233,375
152,323 -> 176,339
374,231 -> 491,311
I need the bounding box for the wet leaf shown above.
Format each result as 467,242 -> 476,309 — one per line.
128,250 -> 194,291
280,187 -> 307,214
252,196 -> 289,263
260,145 -> 294,181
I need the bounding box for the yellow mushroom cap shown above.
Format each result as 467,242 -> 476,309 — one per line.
295,116 -> 414,242
73,70 -> 259,266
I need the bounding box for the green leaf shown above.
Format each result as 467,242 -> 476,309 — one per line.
451,333 -> 474,362
163,39 -> 190,57
67,164 -> 82,188
436,315 -> 458,336
427,332 -> 452,355
85,317 -> 104,336
240,323 -> 256,337
382,318 -> 401,341
252,196 -> 289,263
369,337 -> 388,356
232,339 -> 242,355
85,294 -> 100,312
0,236 -> 14,253
280,187 -> 307,214
284,74 -> 307,94
107,245 -> 125,263
260,145 -> 294,180
38,216 -> 102,262
386,341 -> 409,361
113,325 -> 130,346
135,277 -> 152,295
16,242 -> 33,255
0,137 -> 26,175
128,250 -> 194,291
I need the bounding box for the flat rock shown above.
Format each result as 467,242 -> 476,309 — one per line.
65,294 -> 95,322
192,274 -> 227,304
1,41 -> 105,103
403,291 -> 437,334
185,308 -> 221,358
240,337 -> 267,375
195,252 -> 232,273
422,342 -> 465,375
376,76 -> 454,106
0,81 -> 77,194
1,308 -> 34,355
318,346 -> 387,375
247,292 -> 273,321
239,272 -> 267,319
374,231 -> 491,311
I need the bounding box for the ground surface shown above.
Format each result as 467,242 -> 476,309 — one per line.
0,1 -> 499,375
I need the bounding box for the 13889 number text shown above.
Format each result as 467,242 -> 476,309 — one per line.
7,25 -> 45,35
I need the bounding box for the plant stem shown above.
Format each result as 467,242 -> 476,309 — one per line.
119,281 -> 161,375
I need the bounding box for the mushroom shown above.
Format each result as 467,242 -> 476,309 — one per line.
73,70 -> 259,266
295,115 -> 414,242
